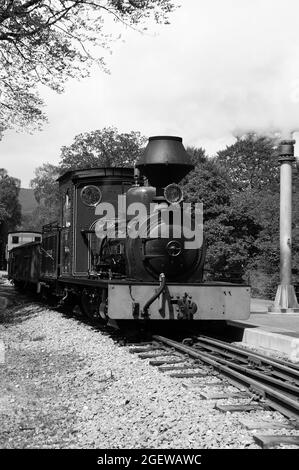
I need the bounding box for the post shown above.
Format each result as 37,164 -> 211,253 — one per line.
269,140 -> 299,313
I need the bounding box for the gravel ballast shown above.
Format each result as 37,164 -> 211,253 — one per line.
0,298 -> 297,449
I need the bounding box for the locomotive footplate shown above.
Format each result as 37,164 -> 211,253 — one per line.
108,282 -> 251,321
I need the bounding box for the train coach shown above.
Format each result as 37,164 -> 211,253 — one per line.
8,136 -> 251,327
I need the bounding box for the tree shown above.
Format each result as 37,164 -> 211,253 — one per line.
183,158 -> 231,215
60,127 -> 147,170
216,133 -> 280,192
28,162 -> 61,229
20,204 -> 61,231
183,157 -> 253,281
214,134 -> 284,296
31,162 -> 61,205
0,169 -> 22,230
183,146 -> 279,288
0,169 -> 22,268
0,203 -> 8,224
229,189 -> 279,294
186,146 -> 207,166
0,0 -> 174,137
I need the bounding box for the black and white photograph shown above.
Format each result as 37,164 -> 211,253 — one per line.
0,0 -> 299,461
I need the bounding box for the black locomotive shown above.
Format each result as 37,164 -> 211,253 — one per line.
8,136 -> 250,326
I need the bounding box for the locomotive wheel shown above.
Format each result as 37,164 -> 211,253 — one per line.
81,290 -> 100,320
40,286 -> 49,303
40,285 -> 57,306
14,280 -> 26,292
73,303 -> 85,319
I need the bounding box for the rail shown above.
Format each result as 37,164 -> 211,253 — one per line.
152,335 -> 299,422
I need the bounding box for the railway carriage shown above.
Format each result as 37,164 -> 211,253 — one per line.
8,136 -> 251,326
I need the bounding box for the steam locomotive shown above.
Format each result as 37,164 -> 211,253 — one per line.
8,136 -> 250,326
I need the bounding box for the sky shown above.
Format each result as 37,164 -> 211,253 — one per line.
2,0 -> 299,187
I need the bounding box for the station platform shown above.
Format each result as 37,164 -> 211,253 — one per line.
228,298 -> 299,362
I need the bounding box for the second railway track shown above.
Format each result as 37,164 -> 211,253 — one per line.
129,334 -> 299,448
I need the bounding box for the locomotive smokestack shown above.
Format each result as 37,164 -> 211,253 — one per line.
136,136 -> 194,188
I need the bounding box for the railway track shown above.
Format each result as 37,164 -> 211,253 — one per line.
129,335 -> 299,448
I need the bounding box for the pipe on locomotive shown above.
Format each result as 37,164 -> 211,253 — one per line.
142,273 -> 166,318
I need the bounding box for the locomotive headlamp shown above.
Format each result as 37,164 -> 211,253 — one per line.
164,183 -> 183,204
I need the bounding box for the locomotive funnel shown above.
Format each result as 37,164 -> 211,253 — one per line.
136,136 -> 194,187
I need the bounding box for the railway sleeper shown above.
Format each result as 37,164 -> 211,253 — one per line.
158,364 -> 205,372
239,418 -> 295,430
138,351 -> 182,359
253,434 -> 299,449
199,391 -> 249,400
149,358 -> 187,367
182,381 -> 223,389
169,371 -> 208,379
129,346 -> 165,354
216,403 -> 264,413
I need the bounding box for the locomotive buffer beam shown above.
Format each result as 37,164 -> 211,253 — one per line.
140,273 -> 198,320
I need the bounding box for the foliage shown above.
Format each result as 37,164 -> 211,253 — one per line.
30,163 -> 61,205
183,158 -> 231,212
206,133 -> 284,295
0,169 -> 22,268
0,169 -> 22,230
60,127 -> 147,170
183,158 -> 261,281
185,146 -> 207,166
229,190 -> 279,291
0,0 -> 175,136
216,133 -> 279,192
27,163 -> 61,228
20,204 -> 61,232
0,203 -> 8,223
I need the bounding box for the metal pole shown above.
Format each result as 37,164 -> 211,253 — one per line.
269,140 -> 299,313
280,156 -> 292,285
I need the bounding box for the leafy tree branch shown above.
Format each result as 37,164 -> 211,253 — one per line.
0,0 -> 175,136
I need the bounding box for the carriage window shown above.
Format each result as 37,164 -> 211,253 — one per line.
12,236 -> 19,244
35,236 -> 41,242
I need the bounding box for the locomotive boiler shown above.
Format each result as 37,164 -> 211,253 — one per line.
8,136 -> 251,326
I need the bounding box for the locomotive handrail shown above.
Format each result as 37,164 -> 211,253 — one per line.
39,246 -> 54,261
